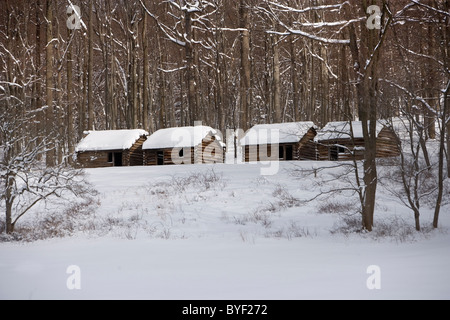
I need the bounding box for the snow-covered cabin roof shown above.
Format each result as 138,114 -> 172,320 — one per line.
241,122 -> 316,146
143,126 -> 224,150
316,121 -> 386,141
75,129 -> 149,152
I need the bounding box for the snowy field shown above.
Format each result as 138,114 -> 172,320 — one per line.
1,161 -> 449,300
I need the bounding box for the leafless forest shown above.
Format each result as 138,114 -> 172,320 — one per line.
1,1 -> 449,234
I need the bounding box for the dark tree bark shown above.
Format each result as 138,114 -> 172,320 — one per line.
87,0 -> 94,130
45,0 -> 55,167
67,25 -> 74,162
272,32 -> 281,123
142,11 -> 150,131
185,3 -> 197,124
239,0 -> 251,131
290,35 -> 300,122
347,0 -> 390,231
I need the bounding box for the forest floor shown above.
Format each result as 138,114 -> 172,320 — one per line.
1,161 -> 449,300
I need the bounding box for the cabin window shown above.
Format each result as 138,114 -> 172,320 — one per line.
107,153 -> 113,163
330,146 -> 345,161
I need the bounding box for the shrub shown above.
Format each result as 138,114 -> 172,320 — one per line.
318,200 -> 358,215
0,196 -> 100,242
330,214 -> 435,243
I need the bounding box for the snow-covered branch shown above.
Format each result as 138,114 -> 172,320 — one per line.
411,0 -> 450,17
381,78 -> 439,117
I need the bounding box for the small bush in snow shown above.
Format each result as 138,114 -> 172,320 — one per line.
249,211 -> 273,228
272,185 -> 301,209
330,214 -> 436,243
318,200 -> 358,215
170,169 -> 226,193
0,196 -> 100,242
264,222 -> 317,240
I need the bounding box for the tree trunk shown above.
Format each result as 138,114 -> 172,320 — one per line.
414,207 -> 421,232
130,11 -> 139,129
426,24 -> 436,140
340,42 -> 352,120
110,39 -> 117,130
216,34 -> 225,133
290,35 -> 300,122
185,7 -> 197,124
158,35 -> 166,129
67,26 -> 74,162
361,38 -> 381,232
5,174 -> 14,234
239,0 -> 251,131
56,43 -> 63,165
435,84 -> 449,227
5,202 -> 13,234
445,1 -> 450,179
34,0 -> 43,160
447,119 -> 450,179
434,0 -> 450,225
273,33 -> 281,123
142,11 -> 149,131
45,0 -> 55,167
347,1 -> 387,231
87,0 -> 94,130
78,40 -> 86,138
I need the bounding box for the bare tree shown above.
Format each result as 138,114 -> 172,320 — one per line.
262,0 -> 390,231
1,87 -> 94,235
239,0 -> 252,130
383,116 -> 437,231
346,0 -> 392,231
46,0 -> 55,167
87,0 -> 94,130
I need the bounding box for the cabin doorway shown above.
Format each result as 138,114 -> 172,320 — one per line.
279,145 -> 294,161
114,152 -> 123,167
285,145 -> 293,161
157,151 -> 164,165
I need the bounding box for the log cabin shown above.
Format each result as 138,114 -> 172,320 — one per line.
143,126 -> 225,166
316,121 -> 401,161
240,122 -> 318,162
75,129 -> 149,168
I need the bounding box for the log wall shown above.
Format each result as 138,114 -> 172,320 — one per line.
76,151 -> 115,168
317,127 -> 401,161
76,135 -> 147,168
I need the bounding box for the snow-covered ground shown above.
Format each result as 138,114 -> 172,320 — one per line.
1,161 -> 449,300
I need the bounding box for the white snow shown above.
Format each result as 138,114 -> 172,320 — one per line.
317,121 -> 386,141
143,126 -> 223,150
75,129 -> 149,152
241,122 -> 316,146
0,161 -> 449,300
